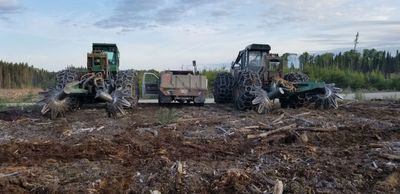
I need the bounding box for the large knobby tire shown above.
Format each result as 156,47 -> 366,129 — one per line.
213,72 -> 234,103
58,68 -> 81,110
288,93 -> 307,109
55,68 -> 79,90
313,84 -> 343,109
115,70 -> 139,108
234,71 -> 262,111
284,72 -> 309,83
279,97 -> 289,108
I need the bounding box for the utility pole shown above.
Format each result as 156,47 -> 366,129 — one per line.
350,32 -> 359,70
353,32 -> 359,51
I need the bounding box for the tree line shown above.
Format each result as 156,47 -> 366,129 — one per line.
299,49 -> 400,90
0,60 -> 55,89
300,49 -> 400,76
1,48 -> 400,91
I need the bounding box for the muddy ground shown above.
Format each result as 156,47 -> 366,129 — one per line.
0,100 -> 399,194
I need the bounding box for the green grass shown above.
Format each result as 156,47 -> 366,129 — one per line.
0,91 -> 38,111
20,91 -> 37,103
156,108 -> 178,125
0,98 -> 7,111
354,90 -> 366,101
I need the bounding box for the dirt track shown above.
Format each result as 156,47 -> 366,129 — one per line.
0,101 -> 399,194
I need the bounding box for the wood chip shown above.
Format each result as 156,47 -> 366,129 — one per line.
0,172 -> 19,178
257,121 -> 269,127
272,113 -> 285,124
176,161 -> 184,192
379,154 -> 400,161
296,127 -> 337,132
247,124 -> 296,139
244,126 -> 260,129
295,112 -> 311,117
273,180 -> 284,194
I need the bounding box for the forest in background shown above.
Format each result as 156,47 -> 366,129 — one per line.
1,48 -> 400,92
300,49 -> 400,91
0,61 -> 54,89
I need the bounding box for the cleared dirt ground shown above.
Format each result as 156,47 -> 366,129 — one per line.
0,89 -> 42,102
0,100 -> 399,194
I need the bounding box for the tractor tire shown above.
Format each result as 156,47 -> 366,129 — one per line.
287,94 -> 306,108
41,68 -> 80,119
55,68 -> 79,90
284,72 -> 309,83
213,72 -> 234,103
234,71 -> 262,111
115,70 -> 139,108
313,83 -> 343,109
279,97 -> 289,108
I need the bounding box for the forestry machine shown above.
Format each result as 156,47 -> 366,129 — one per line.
41,43 -> 139,118
213,44 -> 343,113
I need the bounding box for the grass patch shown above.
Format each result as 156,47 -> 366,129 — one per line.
0,91 -> 38,103
0,89 -> 41,103
354,90 -> 365,101
0,98 -> 7,111
156,108 -> 178,125
0,105 -> 5,111
20,91 -> 37,103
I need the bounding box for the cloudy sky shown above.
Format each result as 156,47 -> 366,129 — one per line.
0,0 -> 399,71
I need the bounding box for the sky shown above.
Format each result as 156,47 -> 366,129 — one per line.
0,0 -> 399,71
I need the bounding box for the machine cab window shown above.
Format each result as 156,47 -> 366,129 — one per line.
247,51 -> 267,72
94,58 -> 101,66
268,60 -> 280,71
106,52 -> 115,65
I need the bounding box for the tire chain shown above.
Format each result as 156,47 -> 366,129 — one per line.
55,68 -> 78,90
313,83 -> 343,109
115,70 -> 139,107
234,70 -> 262,111
57,68 -> 81,109
283,72 -> 309,83
213,72 -> 235,103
